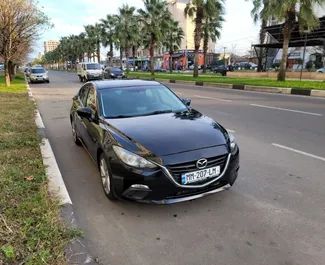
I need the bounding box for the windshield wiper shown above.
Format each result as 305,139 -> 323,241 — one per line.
143,110 -> 173,116
105,114 -> 134,118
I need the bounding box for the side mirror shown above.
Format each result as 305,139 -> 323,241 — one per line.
182,98 -> 191,106
77,107 -> 91,118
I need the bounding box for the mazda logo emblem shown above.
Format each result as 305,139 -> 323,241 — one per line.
196,158 -> 208,169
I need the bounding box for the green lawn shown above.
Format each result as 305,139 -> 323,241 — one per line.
127,72 -> 325,90
0,72 -> 27,92
0,74 -> 79,264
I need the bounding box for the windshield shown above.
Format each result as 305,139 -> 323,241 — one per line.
99,85 -> 187,118
86,64 -> 101,70
31,68 -> 46,73
111,68 -> 122,73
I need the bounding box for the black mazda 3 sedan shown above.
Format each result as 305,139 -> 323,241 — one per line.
70,80 -> 239,204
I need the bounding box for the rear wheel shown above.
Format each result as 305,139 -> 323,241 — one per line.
99,153 -> 117,200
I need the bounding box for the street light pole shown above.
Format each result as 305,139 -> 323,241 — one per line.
223,47 -> 226,66
185,40 -> 188,70
300,31 -> 308,81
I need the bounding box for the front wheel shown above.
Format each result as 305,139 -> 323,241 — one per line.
99,153 -> 117,200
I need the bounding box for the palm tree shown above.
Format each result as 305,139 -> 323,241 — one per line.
185,0 -> 224,78
163,20 -> 184,73
202,3 -> 224,73
84,24 -> 101,62
251,0 -> 325,81
100,15 -> 118,66
250,0 -> 268,72
138,0 -> 172,75
116,4 -> 137,73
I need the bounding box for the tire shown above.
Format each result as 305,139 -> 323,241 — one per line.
99,153 -> 117,200
46,80 -> 50,83
71,119 -> 82,146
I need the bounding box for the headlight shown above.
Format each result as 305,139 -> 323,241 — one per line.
110,73 -> 115,77
113,146 -> 157,169
228,133 -> 237,154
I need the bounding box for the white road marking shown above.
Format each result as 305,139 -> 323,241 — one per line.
226,129 -> 235,133
194,95 -> 232,103
250,104 -> 322,116
175,92 -> 184,95
272,143 -> 325,162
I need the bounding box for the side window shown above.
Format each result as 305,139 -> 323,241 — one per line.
86,86 -> 97,118
79,85 -> 89,106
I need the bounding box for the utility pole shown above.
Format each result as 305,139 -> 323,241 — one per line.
223,47 -> 226,66
185,40 -> 188,70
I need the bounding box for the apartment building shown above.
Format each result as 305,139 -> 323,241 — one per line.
167,0 -> 215,53
44,40 -> 60,53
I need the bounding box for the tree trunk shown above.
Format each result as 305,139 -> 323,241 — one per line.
125,47 -> 129,73
193,11 -> 203,78
109,43 -> 113,66
97,40 -> 100,63
257,19 -> 267,72
203,36 -> 208,74
169,52 -> 173,74
149,38 -> 155,76
8,61 -> 13,81
4,58 -> 10,87
278,35 -> 289,81
132,46 -> 136,72
120,47 -> 123,68
87,48 -> 91,63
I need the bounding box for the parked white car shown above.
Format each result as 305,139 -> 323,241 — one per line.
77,62 -> 104,82
316,67 -> 325,73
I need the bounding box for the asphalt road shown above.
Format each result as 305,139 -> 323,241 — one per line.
31,71 -> 325,265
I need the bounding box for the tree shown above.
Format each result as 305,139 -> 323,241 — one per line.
202,2 -> 224,73
163,20 -> 184,73
250,0 -> 325,81
84,25 -> 98,62
138,0 -> 172,75
250,0 -> 268,72
0,0 -> 51,86
100,15 -> 118,66
116,4 -> 137,73
185,0 -> 224,78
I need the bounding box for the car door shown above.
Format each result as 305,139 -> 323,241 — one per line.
81,84 -> 101,159
74,84 -> 90,142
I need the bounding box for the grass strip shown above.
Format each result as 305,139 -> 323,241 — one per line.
0,73 -> 80,265
127,72 -> 325,90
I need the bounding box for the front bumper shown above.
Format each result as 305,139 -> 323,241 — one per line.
87,74 -> 103,80
109,148 -> 240,204
30,76 -> 49,82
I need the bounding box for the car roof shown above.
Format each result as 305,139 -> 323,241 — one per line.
93,80 -> 161,90
31,67 -> 45,69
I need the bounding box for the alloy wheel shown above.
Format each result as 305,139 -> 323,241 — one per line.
100,158 -> 110,195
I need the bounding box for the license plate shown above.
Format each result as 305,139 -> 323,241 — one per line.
181,166 -> 220,184
37,78 -> 43,80
93,74 -> 99,77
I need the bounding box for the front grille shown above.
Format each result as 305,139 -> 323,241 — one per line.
167,154 -> 228,184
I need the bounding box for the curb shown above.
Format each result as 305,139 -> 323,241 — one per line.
26,79 -> 97,265
130,76 -> 325,98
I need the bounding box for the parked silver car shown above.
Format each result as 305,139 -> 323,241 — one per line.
29,67 -> 50,83
316,67 -> 325,73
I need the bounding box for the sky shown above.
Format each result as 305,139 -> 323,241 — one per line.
32,0 -> 260,58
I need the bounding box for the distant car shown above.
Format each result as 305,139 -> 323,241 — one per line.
77,62 -> 104,82
316,68 -> 325,73
69,80 -> 239,203
103,67 -> 125,79
213,65 -> 228,76
29,67 -> 49,83
0,64 -> 4,71
189,65 -> 201,70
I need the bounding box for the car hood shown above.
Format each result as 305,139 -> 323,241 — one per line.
87,69 -> 102,74
105,110 -> 228,156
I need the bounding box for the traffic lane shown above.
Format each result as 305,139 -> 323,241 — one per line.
30,72 -> 325,265
171,89 -> 325,158
169,83 -> 325,114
